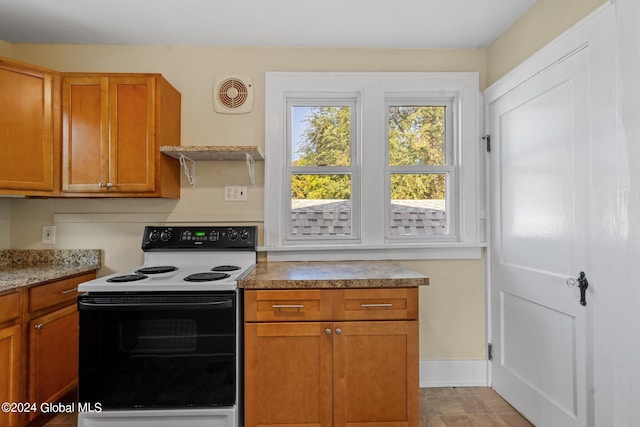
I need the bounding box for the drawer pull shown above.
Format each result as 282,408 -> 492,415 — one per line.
360,303 -> 393,308
61,287 -> 78,295
272,304 -> 304,309
35,324 -> 44,330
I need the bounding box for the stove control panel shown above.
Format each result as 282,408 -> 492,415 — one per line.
142,226 -> 256,251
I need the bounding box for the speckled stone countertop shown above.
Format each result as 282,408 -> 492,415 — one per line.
0,249 -> 102,292
238,261 -> 429,289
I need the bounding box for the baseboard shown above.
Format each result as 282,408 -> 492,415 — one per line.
420,360 -> 489,387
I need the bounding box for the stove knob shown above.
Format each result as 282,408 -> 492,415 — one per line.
228,229 -> 239,241
161,230 -> 172,242
240,230 -> 250,240
149,230 -> 161,242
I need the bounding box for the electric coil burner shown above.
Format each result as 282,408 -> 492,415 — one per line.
77,226 -> 257,427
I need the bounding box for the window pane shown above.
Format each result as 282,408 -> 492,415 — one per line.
291,106 -> 351,167
291,174 -> 352,237
390,174 -> 447,236
388,106 -> 446,166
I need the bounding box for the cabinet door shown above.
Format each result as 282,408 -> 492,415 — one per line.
62,76 -> 109,192
28,304 -> 78,421
0,324 -> 22,427
333,321 -> 419,427
0,61 -> 55,193
245,322 -> 333,427
108,76 -> 155,192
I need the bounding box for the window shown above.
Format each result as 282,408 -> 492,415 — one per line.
264,73 -> 483,260
386,103 -> 453,238
288,101 -> 359,240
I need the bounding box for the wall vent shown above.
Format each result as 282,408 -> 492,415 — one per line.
213,75 -> 253,114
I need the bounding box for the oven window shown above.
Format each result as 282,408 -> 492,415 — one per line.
79,292 -> 238,409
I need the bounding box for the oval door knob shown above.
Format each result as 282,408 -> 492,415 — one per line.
335,328 -> 342,335
325,328 -> 332,335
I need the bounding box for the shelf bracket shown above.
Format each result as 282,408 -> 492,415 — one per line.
179,154 -> 196,187
245,153 -> 256,187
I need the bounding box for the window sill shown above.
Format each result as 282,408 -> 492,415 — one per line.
258,243 -> 486,261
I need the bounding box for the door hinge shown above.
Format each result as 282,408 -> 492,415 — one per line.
482,134 -> 491,152
488,343 -> 493,361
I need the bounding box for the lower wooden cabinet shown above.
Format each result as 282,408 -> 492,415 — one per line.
0,272 -> 94,427
28,305 -> 79,422
244,288 -> 419,427
0,323 -> 22,427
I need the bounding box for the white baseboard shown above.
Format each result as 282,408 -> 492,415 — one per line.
420,360 -> 489,387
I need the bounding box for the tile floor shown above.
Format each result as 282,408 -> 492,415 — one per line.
40,387 -> 534,427
420,387 -> 534,426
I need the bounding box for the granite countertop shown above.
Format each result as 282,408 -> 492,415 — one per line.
239,261 -> 429,289
0,249 -> 102,292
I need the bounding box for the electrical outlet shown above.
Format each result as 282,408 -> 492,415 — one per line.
224,186 -> 248,201
42,225 -> 56,244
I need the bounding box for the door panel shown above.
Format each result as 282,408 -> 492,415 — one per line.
62,76 -> 108,192
333,321 -> 418,427
489,48 -> 590,427
109,76 -> 155,191
244,322 -> 333,427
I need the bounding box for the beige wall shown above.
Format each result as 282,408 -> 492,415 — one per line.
486,0 -> 607,85
0,200 -> 9,249
7,44 -> 487,361
0,40 -> 11,57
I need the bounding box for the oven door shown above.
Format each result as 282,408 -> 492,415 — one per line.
78,292 -> 237,409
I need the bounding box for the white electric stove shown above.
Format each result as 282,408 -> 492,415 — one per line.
77,225 -> 256,427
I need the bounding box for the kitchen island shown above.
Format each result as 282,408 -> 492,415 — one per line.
0,249 -> 101,427
239,260 -> 427,427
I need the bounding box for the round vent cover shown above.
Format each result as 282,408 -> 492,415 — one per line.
213,75 -> 254,114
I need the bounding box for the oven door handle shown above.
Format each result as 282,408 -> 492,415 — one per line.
78,299 -> 234,311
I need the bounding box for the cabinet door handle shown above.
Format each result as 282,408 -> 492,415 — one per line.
34,324 -> 44,330
335,328 -> 342,335
272,304 -> 304,309
325,328 -> 332,335
61,287 -> 78,295
360,303 -> 393,308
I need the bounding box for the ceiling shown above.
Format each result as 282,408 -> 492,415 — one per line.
0,0 -> 536,49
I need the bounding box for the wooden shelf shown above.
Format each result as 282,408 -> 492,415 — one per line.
160,145 -> 264,161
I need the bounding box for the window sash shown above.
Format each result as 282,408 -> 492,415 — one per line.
285,98 -> 360,242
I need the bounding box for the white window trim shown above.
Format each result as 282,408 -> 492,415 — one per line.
263,72 -> 485,261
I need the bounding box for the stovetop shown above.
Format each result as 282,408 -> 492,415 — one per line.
78,226 -> 257,292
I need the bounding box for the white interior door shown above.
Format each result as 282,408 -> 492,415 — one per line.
487,46 -> 592,427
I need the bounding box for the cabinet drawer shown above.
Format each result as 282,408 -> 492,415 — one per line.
29,273 -> 95,313
332,288 -> 418,321
0,292 -> 20,324
244,290 -> 332,322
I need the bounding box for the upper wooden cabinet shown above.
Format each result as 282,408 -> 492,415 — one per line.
61,73 -> 181,198
0,57 -> 60,196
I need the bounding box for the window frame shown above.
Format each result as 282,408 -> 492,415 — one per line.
264,72 -> 484,260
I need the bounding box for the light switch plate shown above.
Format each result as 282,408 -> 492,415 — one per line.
42,225 -> 56,244
224,186 -> 248,201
